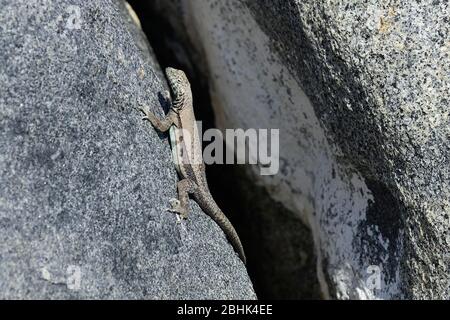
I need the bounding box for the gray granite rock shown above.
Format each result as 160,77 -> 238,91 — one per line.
0,0 -> 255,299
246,0 -> 449,300
149,0 -> 449,299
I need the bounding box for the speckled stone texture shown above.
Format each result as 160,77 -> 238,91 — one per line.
149,0 -> 449,299
0,0 -> 255,299
246,0 -> 449,299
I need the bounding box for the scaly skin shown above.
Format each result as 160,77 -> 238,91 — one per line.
140,67 -> 246,264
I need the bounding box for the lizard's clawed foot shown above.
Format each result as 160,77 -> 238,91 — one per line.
167,198 -> 188,219
168,198 -> 180,208
139,107 -> 151,120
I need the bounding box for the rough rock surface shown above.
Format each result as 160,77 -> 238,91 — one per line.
0,0 -> 255,299
149,0 -> 449,299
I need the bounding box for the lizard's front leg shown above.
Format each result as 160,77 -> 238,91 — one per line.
168,179 -> 198,219
140,107 -> 178,132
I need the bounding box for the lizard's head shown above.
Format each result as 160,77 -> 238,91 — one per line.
165,67 -> 190,110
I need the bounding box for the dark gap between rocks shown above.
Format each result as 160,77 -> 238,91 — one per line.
127,0 -> 321,299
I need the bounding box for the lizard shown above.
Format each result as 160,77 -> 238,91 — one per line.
139,67 -> 247,265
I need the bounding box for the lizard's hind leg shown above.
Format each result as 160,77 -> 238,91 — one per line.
168,179 -> 198,219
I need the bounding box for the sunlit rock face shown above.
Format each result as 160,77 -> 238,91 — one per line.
0,0 -> 256,299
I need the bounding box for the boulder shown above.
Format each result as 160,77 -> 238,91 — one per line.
0,0 -> 255,299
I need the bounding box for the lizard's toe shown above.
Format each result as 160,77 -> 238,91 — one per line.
166,199 -> 188,219
167,208 -> 188,219
168,198 -> 180,207
139,107 -> 150,120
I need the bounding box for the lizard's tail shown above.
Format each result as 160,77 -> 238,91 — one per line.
195,192 -> 247,265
